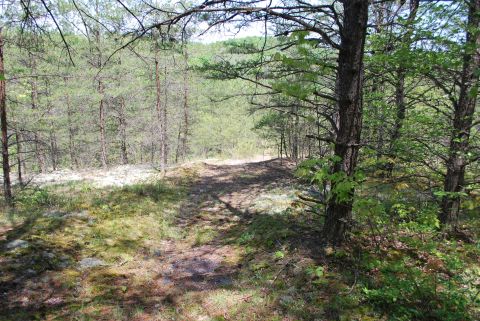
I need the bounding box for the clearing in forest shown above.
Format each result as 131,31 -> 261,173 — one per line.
1,158 -> 323,320
2,158 -> 479,321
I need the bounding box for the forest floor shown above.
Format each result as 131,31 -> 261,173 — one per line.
0,158 -> 319,321
1,158 -> 479,321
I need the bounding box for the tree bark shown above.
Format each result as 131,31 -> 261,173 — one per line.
440,0 -> 480,225
30,55 -> 46,173
385,0 -> 419,175
180,55 -> 190,161
65,79 -> 78,169
292,104 -> 299,163
322,0 -> 369,246
155,54 -> 167,173
98,82 -> 108,167
49,127 -> 58,171
119,97 -> 128,165
94,0 -> 107,168
0,28 -> 12,204
15,129 -> 23,186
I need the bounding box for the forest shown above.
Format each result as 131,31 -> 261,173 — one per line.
0,0 -> 479,320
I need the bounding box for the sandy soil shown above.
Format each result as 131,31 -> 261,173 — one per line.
20,155 -> 276,188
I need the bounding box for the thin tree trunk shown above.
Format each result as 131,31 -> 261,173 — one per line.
15,130 -> 23,186
49,128 -> 58,171
292,105 -> 299,163
385,0 -> 419,175
94,1 -> 107,168
163,65 -> 168,169
0,28 -> 12,204
279,132 -> 283,162
181,55 -> 190,161
98,81 -> 108,167
65,80 -> 78,169
175,125 -> 182,163
322,0 -> 369,246
119,97 -> 128,165
30,55 -> 46,173
155,54 -> 167,173
440,0 -> 480,225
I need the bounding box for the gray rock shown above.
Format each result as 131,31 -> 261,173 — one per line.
214,276 -> 233,287
65,210 -> 92,220
43,210 -> 65,218
153,249 -> 162,257
58,260 -> 70,269
25,269 -> 37,276
43,251 -> 56,259
58,255 -> 71,268
78,257 -> 106,269
5,239 -> 29,250
279,295 -> 294,305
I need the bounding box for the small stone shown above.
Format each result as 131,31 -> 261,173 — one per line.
43,252 -> 56,259
64,210 -> 92,220
44,297 -> 64,306
279,295 -> 294,305
25,269 -> 36,276
153,249 -> 162,257
214,276 -> 233,287
78,257 -> 106,269
57,256 -> 71,269
5,239 -> 29,250
43,210 -> 65,218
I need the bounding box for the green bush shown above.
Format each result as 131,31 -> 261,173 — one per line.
363,260 -> 472,321
15,188 -> 56,208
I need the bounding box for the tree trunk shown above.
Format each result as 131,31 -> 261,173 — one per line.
49,127 -> 58,171
180,55 -> 189,161
65,80 -> 78,169
292,105 -> 299,163
440,0 -> 480,225
15,129 -> 23,186
385,0 -> 419,175
93,2 -> 107,168
155,54 -> 167,173
322,0 -> 369,246
98,81 -> 108,167
30,55 -> 46,173
0,28 -> 12,204
119,97 -> 128,165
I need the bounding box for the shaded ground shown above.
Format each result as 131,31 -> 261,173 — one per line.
0,158 -> 314,321
3,158 -> 479,321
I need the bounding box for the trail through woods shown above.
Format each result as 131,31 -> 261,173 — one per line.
0,158 -> 307,320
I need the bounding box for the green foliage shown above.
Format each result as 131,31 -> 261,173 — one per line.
297,157 -> 365,203
362,259 -> 472,321
15,188 -> 56,208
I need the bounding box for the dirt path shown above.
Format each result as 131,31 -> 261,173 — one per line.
129,158 -> 297,302
1,158 -> 300,320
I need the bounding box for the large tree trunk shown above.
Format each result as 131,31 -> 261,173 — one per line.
322,0 -> 369,246
0,28 -> 12,204
440,0 -> 480,225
